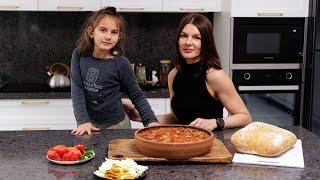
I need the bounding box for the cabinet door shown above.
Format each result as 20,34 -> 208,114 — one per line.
231,0 -> 309,17
147,98 -> 166,115
0,0 -> 37,11
102,0 -> 162,12
163,0 -> 221,12
0,99 -> 76,131
38,0 -> 101,11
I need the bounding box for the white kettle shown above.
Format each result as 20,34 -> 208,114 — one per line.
47,62 -> 71,88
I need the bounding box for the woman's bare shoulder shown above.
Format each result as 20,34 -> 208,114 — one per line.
206,68 -> 233,91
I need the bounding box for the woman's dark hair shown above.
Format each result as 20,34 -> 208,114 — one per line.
175,13 -> 222,71
77,7 -> 125,56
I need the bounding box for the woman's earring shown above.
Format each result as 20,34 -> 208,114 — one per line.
112,50 -> 118,55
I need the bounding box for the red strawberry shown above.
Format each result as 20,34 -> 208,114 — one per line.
74,144 -> 86,154
47,149 -> 61,161
52,145 -> 69,157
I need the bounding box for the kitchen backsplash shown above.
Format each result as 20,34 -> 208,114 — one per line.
0,11 -> 212,92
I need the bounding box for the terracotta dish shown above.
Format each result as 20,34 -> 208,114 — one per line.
135,125 -> 214,160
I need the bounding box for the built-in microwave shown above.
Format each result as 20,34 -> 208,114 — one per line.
233,18 -> 305,64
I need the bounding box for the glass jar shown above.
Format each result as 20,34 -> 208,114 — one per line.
160,59 -> 171,86
135,63 -> 146,85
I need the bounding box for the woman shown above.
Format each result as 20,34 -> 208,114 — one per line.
126,13 -> 251,131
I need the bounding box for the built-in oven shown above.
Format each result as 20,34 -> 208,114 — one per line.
233,18 -> 305,64
232,69 -> 301,126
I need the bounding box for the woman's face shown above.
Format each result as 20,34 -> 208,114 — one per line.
178,23 -> 202,64
90,15 -> 121,56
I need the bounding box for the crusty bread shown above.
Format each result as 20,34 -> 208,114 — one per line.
231,122 -> 297,157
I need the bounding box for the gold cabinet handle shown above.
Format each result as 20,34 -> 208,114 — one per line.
20,100 -> 49,105
118,7 -> 145,11
56,6 -> 84,10
180,8 -> 205,11
257,12 -> 284,16
22,128 -> 51,131
0,5 -> 20,9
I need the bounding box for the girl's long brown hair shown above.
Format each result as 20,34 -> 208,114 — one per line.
175,13 -> 222,71
76,7 -> 125,56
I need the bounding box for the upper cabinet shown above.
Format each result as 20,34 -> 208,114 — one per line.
163,0 -> 221,12
102,0 -> 162,12
0,0 -> 37,11
38,0 -> 101,11
231,0 -> 309,17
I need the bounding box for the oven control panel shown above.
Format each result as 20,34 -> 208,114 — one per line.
232,69 -> 301,85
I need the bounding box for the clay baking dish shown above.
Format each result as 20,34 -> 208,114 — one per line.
135,125 -> 214,160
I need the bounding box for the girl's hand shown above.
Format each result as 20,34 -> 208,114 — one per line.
71,122 -> 100,136
189,118 -> 217,131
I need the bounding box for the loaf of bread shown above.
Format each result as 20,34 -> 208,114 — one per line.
231,122 -> 297,157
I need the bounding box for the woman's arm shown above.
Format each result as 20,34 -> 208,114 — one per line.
156,68 -> 179,124
206,68 -> 252,129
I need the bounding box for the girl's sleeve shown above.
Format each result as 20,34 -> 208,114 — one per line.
119,58 -> 158,126
71,49 -> 90,125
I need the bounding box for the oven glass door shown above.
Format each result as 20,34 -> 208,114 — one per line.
239,91 -> 300,126
233,19 -> 304,63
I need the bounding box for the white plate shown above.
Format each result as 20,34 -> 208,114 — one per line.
93,169 -> 147,179
46,151 -> 95,165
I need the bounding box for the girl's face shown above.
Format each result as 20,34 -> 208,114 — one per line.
178,23 -> 202,64
90,15 -> 121,57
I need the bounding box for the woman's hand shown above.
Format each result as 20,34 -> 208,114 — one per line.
71,122 -> 100,136
189,118 -> 217,131
122,100 -> 142,121
147,122 -> 161,127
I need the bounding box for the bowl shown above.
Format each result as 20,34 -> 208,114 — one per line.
135,125 -> 214,160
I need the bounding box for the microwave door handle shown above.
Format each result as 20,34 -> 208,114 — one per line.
238,85 -> 299,91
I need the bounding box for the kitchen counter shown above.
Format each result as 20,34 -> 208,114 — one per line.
0,88 -> 169,99
0,126 -> 319,180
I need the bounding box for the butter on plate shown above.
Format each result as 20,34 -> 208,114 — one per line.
94,158 -> 148,179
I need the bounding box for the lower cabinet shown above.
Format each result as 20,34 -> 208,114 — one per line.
0,99 -> 76,131
0,98 -> 169,131
127,98 -> 167,129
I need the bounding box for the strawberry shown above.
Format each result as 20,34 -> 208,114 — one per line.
52,145 -> 69,157
73,144 -> 86,154
47,149 -> 61,161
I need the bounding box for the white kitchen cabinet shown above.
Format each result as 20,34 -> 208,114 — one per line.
102,0 -> 162,12
231,0 -> 309,17
125,98 -> 167,129
38,0 -> 101,11
0,99 -> 76,131
0,0 -> 37,11
163,0 -> 221,12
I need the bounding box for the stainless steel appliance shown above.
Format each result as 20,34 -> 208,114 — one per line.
233,18 -> 305,64
232,69 -> 301,126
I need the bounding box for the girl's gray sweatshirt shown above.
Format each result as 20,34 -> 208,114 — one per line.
71,48 -> 157,126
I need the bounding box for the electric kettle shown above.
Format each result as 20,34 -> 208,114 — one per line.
47,62 -> 71,88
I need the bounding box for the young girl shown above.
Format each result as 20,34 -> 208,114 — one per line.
71,7 -> 158,136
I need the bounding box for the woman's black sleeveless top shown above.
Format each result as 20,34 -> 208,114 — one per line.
171,62 -> 223,125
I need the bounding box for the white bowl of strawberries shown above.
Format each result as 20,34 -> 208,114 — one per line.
46,144 -> 95,165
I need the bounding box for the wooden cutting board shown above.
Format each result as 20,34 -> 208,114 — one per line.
108,139 -> 232,163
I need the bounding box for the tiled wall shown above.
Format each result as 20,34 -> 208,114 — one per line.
0,11 -> 212,89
